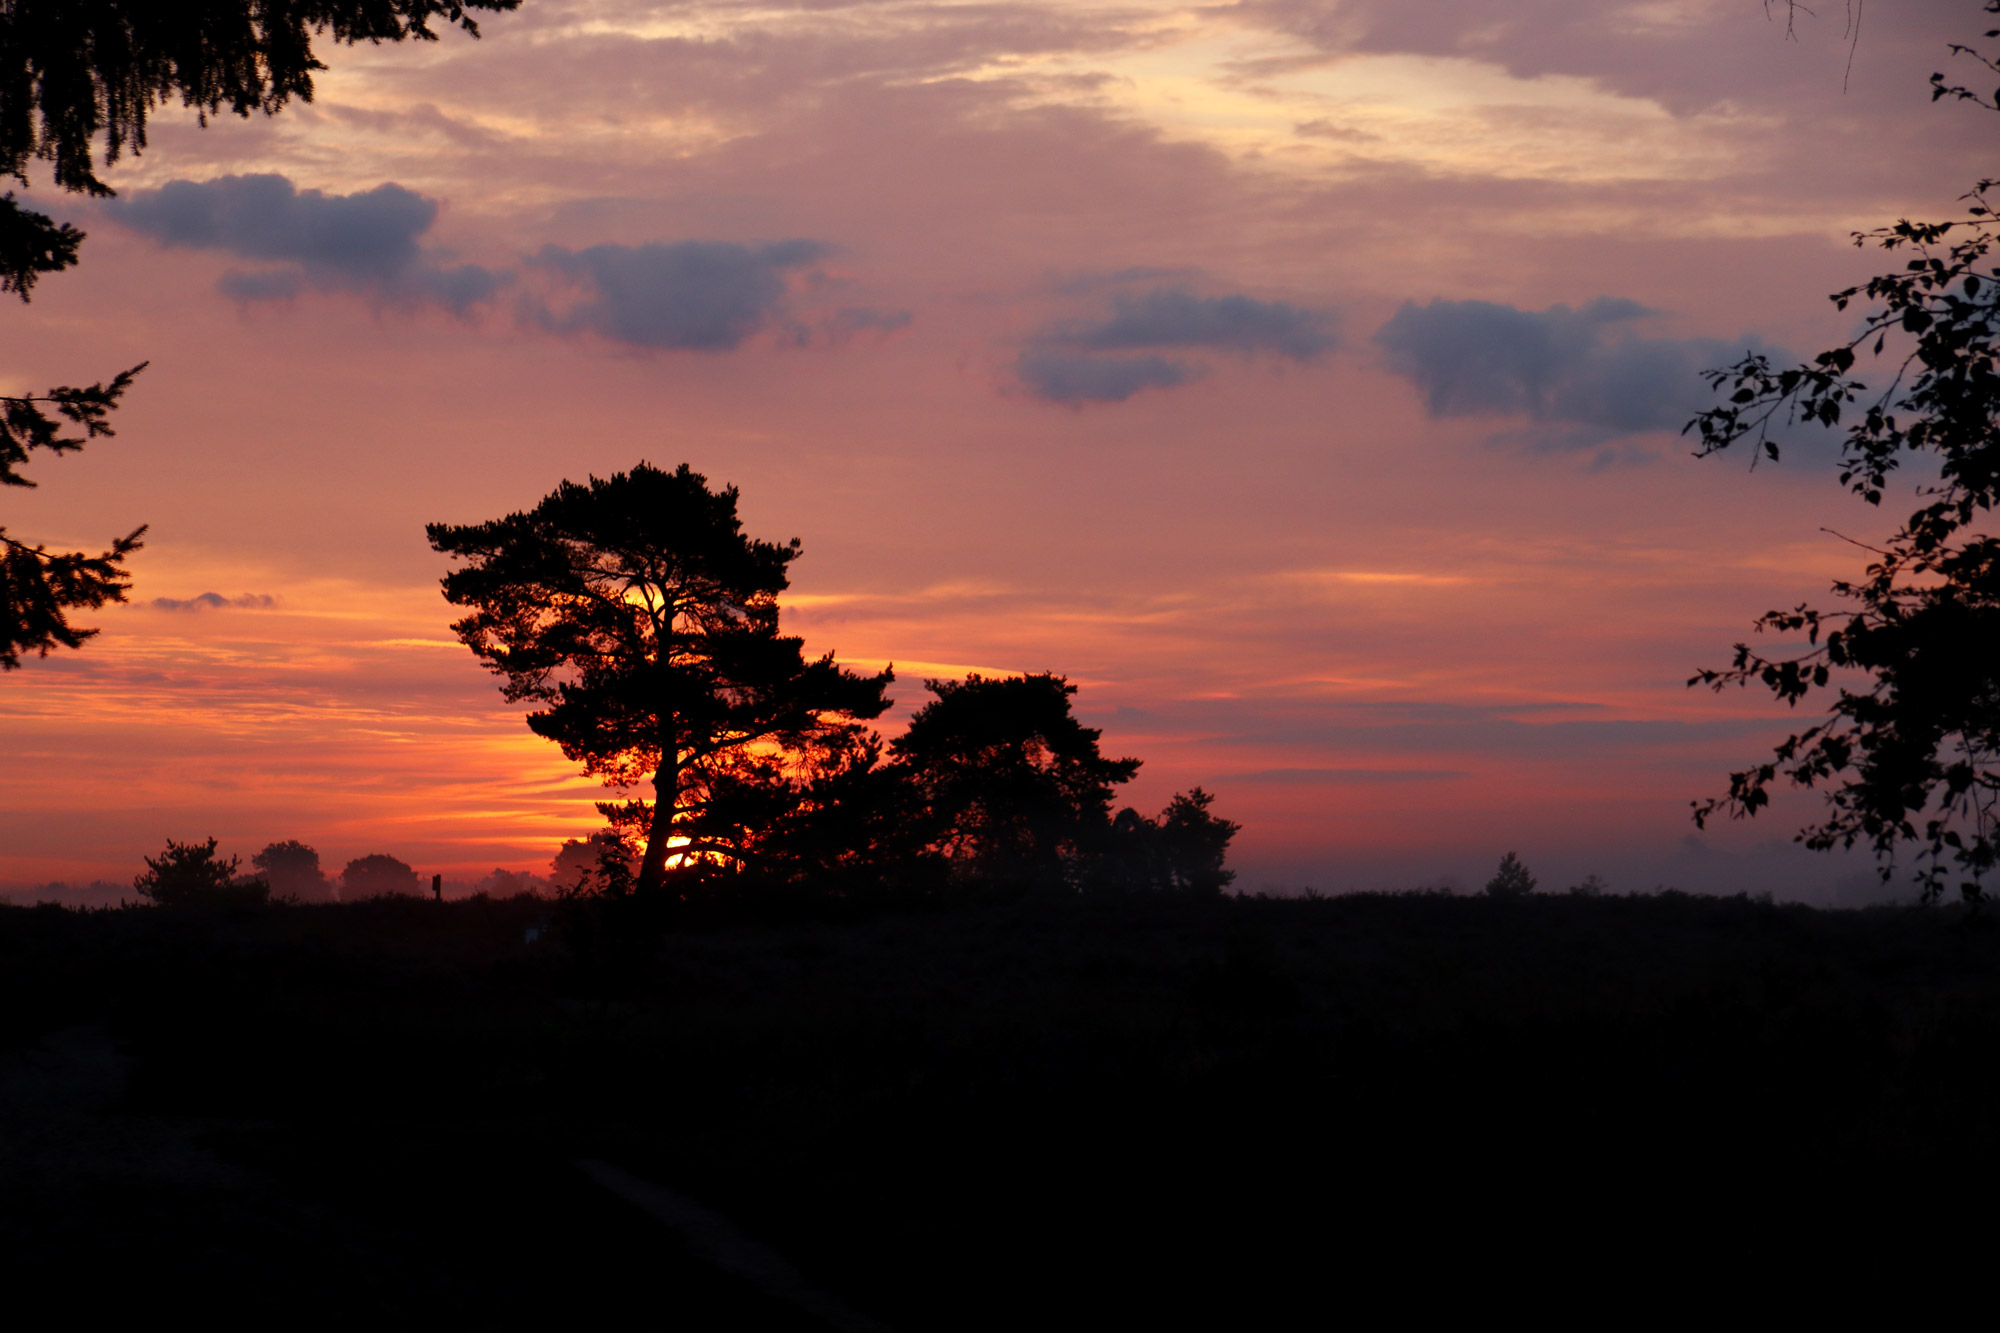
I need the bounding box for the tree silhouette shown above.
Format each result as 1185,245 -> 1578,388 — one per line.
0,1 -> 517,203
341,853 -> 420,899
252,839 -> 332,901
1689,6 -> 2000,900
1,0 -> 515,667
1484,852 -> 1537,899
1093,787 -> 1241,895
892,673 -> 1141,892
134,836 -> 268,907
1155,788 -> 1241,894
428,462 -> 893,893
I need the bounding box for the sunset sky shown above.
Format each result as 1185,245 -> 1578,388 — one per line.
1,0 -> 1989,899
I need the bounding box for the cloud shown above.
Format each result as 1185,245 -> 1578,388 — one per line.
112,174 -> 503,312
1074,287 -> 1337,360
112,175 -> 844,354
1019,283 -> 1336,404
150,592 -> 277,612
1373,296 -> 1773,444
1015,349 -> 1198,404
524,240 -> 829,350
825,305 -> 914,339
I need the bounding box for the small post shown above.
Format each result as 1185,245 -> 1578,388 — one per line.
432,873 -> 442,902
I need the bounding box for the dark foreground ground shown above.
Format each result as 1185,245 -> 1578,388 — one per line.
2,888 -> 1996,1323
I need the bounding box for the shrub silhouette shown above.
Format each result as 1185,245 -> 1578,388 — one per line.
133,837 -> 269,908
1484,852 -> 1538,899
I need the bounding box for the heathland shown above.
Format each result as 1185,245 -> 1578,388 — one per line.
3,886 -> 1994,1319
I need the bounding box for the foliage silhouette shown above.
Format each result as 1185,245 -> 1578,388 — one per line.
428,462 -> 893,894
1485,851 -> 1538,898
1093,787 -> 1241,895
133,835 -> 268,907
0,0 -> 516,200
1155,787 -> 1241,894
891,672 -> 1140,893
551,831 -> 632,890
0,0 -> 513,667
1689,6 -> 2000,900
0,193 -> 79,299
251,839 -> 331,902
0,362 -> 146,668
341,853 -> 420,900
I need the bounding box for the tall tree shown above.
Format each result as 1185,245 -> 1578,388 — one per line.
427,462 -> 893,893
0,0 -> 516,667
1688,3 -> 2000,900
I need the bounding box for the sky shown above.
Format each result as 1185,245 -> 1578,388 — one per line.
1,0 -> 1990,901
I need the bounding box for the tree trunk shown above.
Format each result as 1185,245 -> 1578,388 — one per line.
636,750 -> 679,893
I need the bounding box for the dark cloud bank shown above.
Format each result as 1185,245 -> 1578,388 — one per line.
1374,296 -> 1776,448
523,239 -> 826,350
114,174 -> 502,311
112,174 -> 898,353
1020,284 -> 1338,404
150,592 -> 276,612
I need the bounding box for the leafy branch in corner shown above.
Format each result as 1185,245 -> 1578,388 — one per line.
1686,5 -> 2000,902
0,1 -> 515,670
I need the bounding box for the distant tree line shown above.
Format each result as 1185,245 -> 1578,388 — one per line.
132,837 -> 441,906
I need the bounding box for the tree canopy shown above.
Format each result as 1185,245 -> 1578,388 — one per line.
1689,2 -> 2000,900
893,673 -> 1140,890
428,462 -> 894,893
0,0 -> 517,198
341,852 -> 420,899
252,838 -> 332,900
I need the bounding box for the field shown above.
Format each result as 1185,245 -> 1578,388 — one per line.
3,888 -> 1996,1320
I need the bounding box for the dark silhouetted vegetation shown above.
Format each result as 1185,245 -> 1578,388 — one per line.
1,0 -> 516,671
340,853 -> 420,901
2,888 -> 1995,1319
0,363 -> 146,669
430,475 -> 1241,908
131,836 -> 267,908
892,671 -> 1141,892
0,0 -> 518,200
251,839 -> 332,902
429,462 -> 892,891
1691,3 -> 2000,900
1484,850 -> 1538,898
